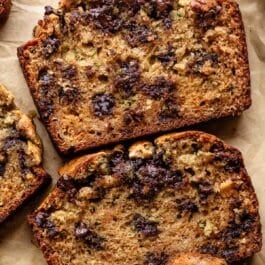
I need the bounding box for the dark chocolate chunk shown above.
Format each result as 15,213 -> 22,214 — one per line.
145,0 -> 173,20
89,5 -> 123,33
59,87 -> 80,105
42,36 -> 60,59
184,167 -> 195,176
92,93 -> 115,117
123,110 -> 144,125
200,244 -> 219,256
44,6 -> 54,16
214,150 -> 242,173
156,46 -> 175,64
38,69 -> 54,88
159,97 -> 179,120
75,222 -> 105,250
176,199 -> 198,218
35,211 -> 58,237
224,158 -> 242,174
62,65 -> 77,80
98,74 -> 109,82
209,141 -> 225,153
86,66 -> 96,78
189,50 -> 219,74
221,247 -> 239,261
132,213 -> 159,237
0,162 -> 5,176
38,99 -> 55,121
192,3 -> 222,31
124,21 -> 156,47
44,6 -> 66,32
114,59 -> 140,96
142,77 -> 176,100
144,252 -> 169,265
198,182 -> 213,200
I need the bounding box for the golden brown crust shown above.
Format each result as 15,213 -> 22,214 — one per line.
169,252 -> 227,265
17,0 -> 251,155
0,0 -> 11,22
28,131 -> 261,264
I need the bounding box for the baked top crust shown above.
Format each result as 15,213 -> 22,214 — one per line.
18,0 -> 251,154
0,84 -> 50,223
28,131 -> 261,265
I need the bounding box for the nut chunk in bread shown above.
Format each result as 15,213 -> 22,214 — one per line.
0,84 -> 50,223
18,0 -> 251,154
28,132 -> 261,265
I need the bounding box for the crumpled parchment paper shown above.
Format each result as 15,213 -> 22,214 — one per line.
0,0 -> 264,264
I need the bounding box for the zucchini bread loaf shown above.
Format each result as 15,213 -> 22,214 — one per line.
0,84 -> 50,223
18,0 -> 250,154
28,131 -> 261,264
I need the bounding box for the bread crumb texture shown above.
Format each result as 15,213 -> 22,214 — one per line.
28,131 -> 261,265
18,0 -> 251,154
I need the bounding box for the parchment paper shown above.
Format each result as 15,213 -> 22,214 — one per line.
0,0 -> 264,264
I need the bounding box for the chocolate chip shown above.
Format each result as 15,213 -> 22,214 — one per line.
0,162 -> 5,176
200,244 -> 219,256
92,93 -> 115,117
176,199 -> 198,218
42,36 -> 60,59
144,252 -> 169,265
221,247 -> 238,261
114,59 -> 140,96
86,66 -> 96,78
75,222 -> 105,250
123,110 -> 144,125
156,46 -> 175,64
163,170 -> 183,187
38,99 -> 54,121
44,6 -> 54,15
210,141 -> 225,153
98,74 -> 109,82
59,87 -> 80,105
145,0 -> 173,20
189,50 -> 219,75
62,65 -> 77,80
35,211 -> 49,228
75,221 -> 89,238
132,213 -> 159,237
35,211 -> 58,237
44,6 -> 66,32
159,97 -> 179,120
224,158 -> 242,174
124,21 -> 156,47
192,4 -> 222,31
214,150 -> 242,173
38,69 -> 54,87
89,5 -> 123,33
184,167 -> 195,176
198,182 -> 213,199
142,77 -> 176,100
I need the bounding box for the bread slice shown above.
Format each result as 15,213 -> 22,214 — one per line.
169,252 -> 227,265
0,0 -> 11,22
0,84 -> 50,223
18,0 -> 251,154
28,131 -> 261,264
